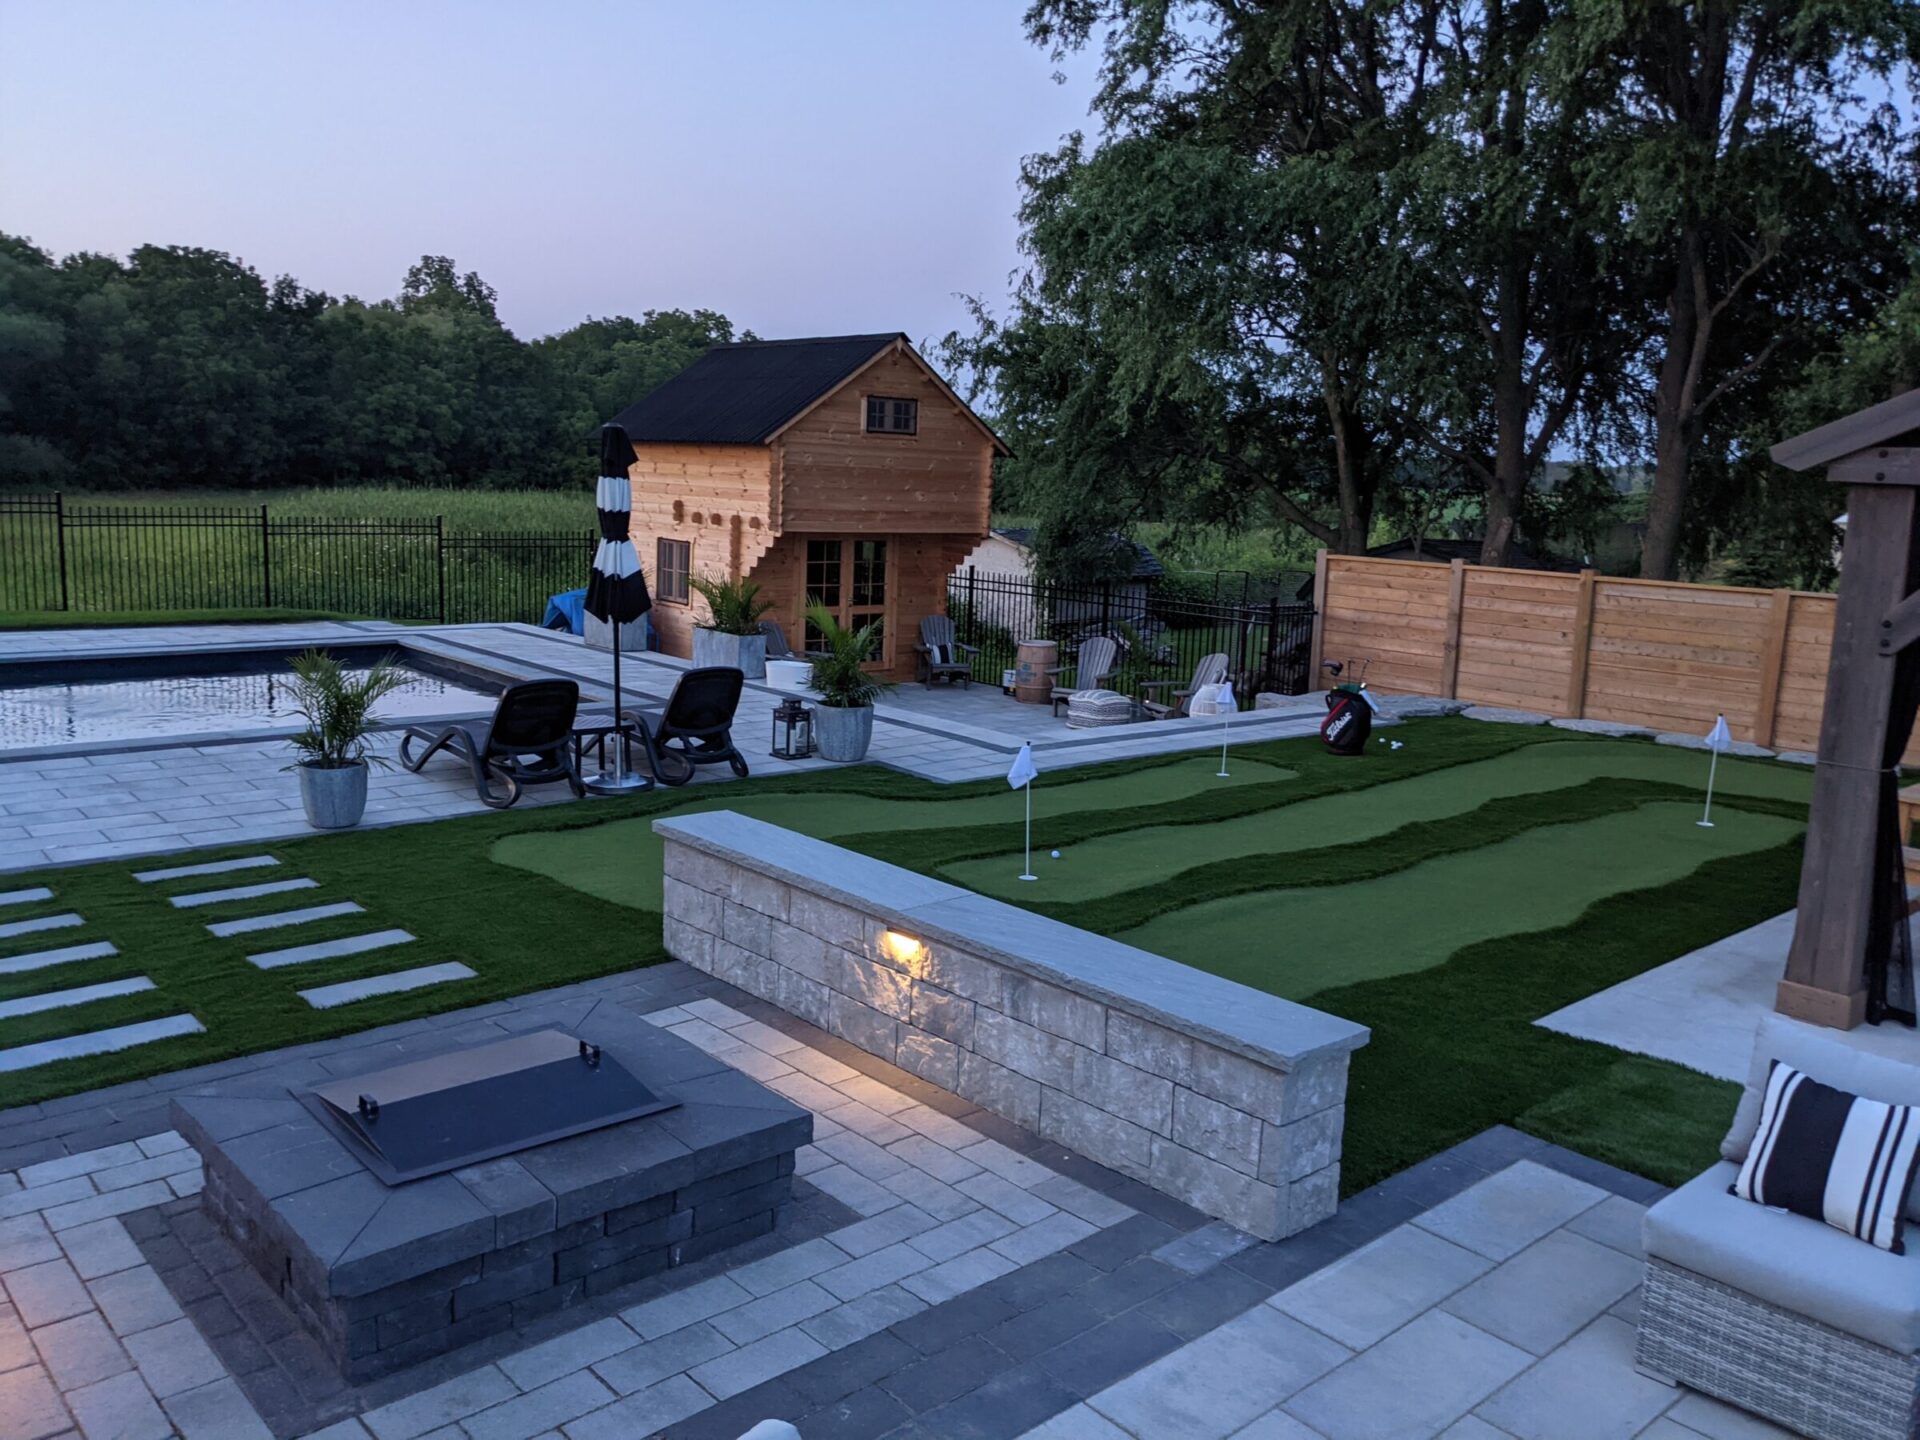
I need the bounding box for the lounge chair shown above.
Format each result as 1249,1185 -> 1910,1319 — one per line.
625,666 -> 750,786
1138,652 -> 1229,720
915,615 -> 980,689
760,620 -> 823,662
1051,636 -> 1122,717
399,679 -> 584,809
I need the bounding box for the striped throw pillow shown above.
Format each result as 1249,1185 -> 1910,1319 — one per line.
1733,1060 -> 1920,1253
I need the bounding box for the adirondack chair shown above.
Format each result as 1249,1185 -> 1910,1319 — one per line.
1051,635 -> 1123,716
1138,652 -> 1229,720
915,615 -> 980,689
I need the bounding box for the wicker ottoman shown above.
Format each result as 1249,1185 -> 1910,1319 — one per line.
1064,689 -> 1135,729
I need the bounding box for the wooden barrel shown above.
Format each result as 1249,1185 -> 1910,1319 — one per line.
1013,639 -> 1059,705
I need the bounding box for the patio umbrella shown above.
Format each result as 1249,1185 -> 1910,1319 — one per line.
584,424 -> 652,793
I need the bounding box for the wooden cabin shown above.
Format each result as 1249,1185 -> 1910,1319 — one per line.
609,333 -> 1007,678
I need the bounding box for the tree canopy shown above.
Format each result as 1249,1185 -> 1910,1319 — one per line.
947,0 -> 1919,582
0,238 -> 742,491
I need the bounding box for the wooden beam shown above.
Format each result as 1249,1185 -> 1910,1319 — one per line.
1308,549 -> 1330,685
1752,588 -> 1791,748
1827,449 -> 1920,488
1564,569 -> 1596,718
1881,588 -> 1920,656
1439,558 -> 1467,700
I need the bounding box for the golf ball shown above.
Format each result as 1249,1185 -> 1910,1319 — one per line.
1050,850 -> 1061,859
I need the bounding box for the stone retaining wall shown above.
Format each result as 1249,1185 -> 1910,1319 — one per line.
654,811 -> 1369,1239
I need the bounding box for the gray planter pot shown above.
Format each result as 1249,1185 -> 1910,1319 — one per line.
813,703 -> 874,763
692,628 -> 767,680
298,761 -> 369,829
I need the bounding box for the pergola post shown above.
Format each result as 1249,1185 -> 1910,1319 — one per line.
1773,389 -> 1920,1030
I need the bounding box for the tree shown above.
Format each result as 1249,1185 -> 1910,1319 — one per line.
1574,0 -> 1920,578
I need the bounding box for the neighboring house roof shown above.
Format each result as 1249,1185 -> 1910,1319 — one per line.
991,528 -> 1164,580
609,333 -> 1008,452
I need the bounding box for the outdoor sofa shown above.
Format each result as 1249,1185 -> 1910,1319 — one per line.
1636,1013 -> 1920,1440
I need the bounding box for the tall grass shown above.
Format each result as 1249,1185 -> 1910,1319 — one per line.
43,486 -> 595,531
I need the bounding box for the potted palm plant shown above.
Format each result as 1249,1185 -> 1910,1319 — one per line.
690,576 -> 775,679
806,602 -> 891,762
284,649 -> 408,829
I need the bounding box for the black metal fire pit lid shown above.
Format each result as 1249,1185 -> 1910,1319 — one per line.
296,1029 -> 679,1184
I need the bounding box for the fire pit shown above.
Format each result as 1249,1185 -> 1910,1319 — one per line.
172,1006 -> 810,1381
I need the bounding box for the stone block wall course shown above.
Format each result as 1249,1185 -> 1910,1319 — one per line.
654,811 -> 1369,1239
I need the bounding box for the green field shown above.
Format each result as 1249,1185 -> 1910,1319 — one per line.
34,486 -> 596,530
0,719 -> 1811,1192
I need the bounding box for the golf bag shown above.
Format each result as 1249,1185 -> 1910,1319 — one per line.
1321,684 -> 1372,755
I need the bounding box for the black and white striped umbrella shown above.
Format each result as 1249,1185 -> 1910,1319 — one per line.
585,424 -> 651,627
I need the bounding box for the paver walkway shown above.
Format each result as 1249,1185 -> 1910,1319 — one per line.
0,622 -> 1322,873
0,957 -> 1793,1440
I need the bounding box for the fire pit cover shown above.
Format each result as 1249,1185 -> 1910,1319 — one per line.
298,1029 -> 677,1184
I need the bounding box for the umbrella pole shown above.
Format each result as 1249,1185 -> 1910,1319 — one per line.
611,624 -> 624,780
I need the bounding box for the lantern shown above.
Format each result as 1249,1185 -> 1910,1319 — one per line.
771,699 -> 815,760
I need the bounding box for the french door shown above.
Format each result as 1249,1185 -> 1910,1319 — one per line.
804,538 -> 889,663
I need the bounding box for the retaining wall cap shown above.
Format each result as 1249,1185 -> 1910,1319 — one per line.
654,811 -> 1370,1073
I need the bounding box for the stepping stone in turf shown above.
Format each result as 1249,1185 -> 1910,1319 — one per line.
246,929 -> 415,971
0,1014 -> 205,1073
134,855 -> 279,883
0,942 -> 118,977
0,887 -> 53,908
0,913 -> 83,941
0,976 -> 155,1021
297,962 -> 476,1010
169,878 -> 317,910
205,902 -> 365,938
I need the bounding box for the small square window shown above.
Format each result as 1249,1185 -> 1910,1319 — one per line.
865,396 -> 918,435
656,539 -> 691,603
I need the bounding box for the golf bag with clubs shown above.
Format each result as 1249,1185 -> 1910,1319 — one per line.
1321,684 -> 1373,754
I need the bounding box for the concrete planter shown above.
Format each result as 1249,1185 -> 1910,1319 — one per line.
813,703 -> 874,762
765,659 -> 813,690
693,628 -> 766,679
297,761 -> 369,829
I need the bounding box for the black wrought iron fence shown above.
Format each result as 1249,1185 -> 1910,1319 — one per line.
947,568 -> 1316,707
0,493 -> 594,625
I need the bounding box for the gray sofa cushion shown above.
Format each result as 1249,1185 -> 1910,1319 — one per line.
1720,1013 -> 1920,1222
1644,1161 -> 1920,1354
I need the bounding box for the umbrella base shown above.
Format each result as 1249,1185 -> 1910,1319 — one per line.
585,770 -> 655,796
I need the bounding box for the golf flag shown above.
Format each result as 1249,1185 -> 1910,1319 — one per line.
1214,680 -> 1235,710
1214,680 -> 1235,778
1008,743 -> 1038,790
1698,713 -> 1729,828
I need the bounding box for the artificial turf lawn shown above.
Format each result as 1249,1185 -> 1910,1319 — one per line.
0,718 -> 1808,1195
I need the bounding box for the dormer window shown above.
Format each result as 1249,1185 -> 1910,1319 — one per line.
865,396 -> 918,435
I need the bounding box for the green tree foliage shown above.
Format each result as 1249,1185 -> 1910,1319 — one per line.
0,240 -> 739,492
959,0 -> 1916,582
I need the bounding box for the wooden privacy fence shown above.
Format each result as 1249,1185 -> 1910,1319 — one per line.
1309,553 -> 1847,752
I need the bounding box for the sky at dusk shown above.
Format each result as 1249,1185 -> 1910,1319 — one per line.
2,2 -> 1101,345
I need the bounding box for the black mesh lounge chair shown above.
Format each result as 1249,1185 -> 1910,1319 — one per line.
399,679 -> 584,809
626,666 -> 749,787
760,620 -> 824,661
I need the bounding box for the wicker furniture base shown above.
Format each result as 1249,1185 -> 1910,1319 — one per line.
1636,1257 -> 1919,1440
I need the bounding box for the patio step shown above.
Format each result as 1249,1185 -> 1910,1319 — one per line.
0,913 -> 84,942
169,878 -> 318,910
0,976 -> 155,1021
0,887 -> 53,909
134,855 -> 280,883
246,929 -> 415,971
0,942 -> 119,977
0,1014 -> 205,1074
297,961 -> 476,1010
206,902 -> 365,938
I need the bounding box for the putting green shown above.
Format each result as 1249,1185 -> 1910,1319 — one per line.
490,754 -> 1293,912
1117,801 -> 1804,1000
939,740 -> 1809,902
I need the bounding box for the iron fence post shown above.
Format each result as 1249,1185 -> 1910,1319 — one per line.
965,567 -> 976,645
260,504 -> 272,608
54,492 -> 69,611
436,516 -> 447,623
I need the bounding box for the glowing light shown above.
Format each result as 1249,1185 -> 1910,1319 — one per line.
880,930 -> 926,968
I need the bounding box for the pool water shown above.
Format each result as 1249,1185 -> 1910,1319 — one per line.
0,655 -> 500,751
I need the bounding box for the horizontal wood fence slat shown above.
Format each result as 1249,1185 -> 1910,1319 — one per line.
1312,553 -> 1891,760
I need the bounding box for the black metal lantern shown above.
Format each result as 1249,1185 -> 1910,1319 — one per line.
771,699 -> 815,760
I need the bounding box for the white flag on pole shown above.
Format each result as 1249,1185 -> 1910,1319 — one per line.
1704,714 -> 1732,753
1214,680 -> 1235,710
1007,742 -> 1038,790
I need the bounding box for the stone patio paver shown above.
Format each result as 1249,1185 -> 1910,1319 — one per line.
0,940 -> 118,976
1269,1222 -> 1491,1349
297,962 -> 475,1010
0,1015 -> 207,1075
247,928 -> 413,970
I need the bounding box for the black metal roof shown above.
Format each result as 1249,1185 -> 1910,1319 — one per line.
608,333 -> 908,445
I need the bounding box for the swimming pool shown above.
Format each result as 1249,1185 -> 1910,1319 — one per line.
0,644 -> 512,752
